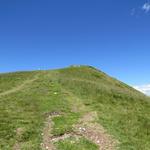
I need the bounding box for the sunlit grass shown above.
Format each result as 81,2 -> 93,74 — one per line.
0,66 -> 149,149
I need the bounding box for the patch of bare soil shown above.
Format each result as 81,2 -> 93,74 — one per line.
51,132 -> 81,143
13,143 -> 20,150
41,116 -> 55,150
74,112 -> 119,150
41,112 -> 62,150
13,127 -> 25,150
41,111 -> 82,150
41,111 -> 119,150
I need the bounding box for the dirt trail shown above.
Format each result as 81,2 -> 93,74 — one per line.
0,76 -> 38,97
9,75 -> 39,150
41,112 -> 81,150
41,115 -> 56,150
41,88 -> 118,150
61,88 -> 87,113
61,88 -> 118,149
13,143 -> 20,150
74,112 -> 119,150
41,111 -> 118,150
13,127 -> 25,150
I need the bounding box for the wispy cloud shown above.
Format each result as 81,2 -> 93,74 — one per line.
131,2 -> 150,16
133,84 -> 150,96
142,2 -> 150,13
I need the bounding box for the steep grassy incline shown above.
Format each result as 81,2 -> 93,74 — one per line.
0,66 -> 149,150
57,66 -> 150,149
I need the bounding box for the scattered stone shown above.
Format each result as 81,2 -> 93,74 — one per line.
41,116 -> 55,150
45,146 -> 49,149
82,127 -> 86,132
42,110 -> 118,150
74,112 -> 119,150
50,111 -> 60,116
44,111 -> 61,117
79,127 -> 86,132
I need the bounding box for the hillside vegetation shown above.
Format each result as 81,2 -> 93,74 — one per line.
0,66 -> 149,150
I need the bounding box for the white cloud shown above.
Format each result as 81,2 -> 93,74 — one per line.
142,2 -> 150,13
133,84 -> 150,96
131,2 -> 150,16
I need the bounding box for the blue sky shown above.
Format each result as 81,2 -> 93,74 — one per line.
0,0 -> 150,88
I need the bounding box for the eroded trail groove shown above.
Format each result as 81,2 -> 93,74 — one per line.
41,115 -> 55,150
41,87 -> 119,150
41,112 -> 81,150
65,89 -> 119,150
74,112 -> 119,150
42,111 -> 118,150
41,88 -> 119,150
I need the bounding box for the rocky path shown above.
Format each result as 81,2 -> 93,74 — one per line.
74,112 -> 119,150
41,87 -> 119,150
41,114 -> 56,150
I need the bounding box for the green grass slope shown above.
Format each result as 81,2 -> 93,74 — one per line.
0,66 -> 149,150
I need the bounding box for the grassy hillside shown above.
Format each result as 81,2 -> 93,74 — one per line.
0,66 -> 149,150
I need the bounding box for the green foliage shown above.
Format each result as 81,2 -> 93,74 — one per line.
0,71 -> 37,93
0,70 -> 78,149
0,66 -> 149,149
55,137 -> 99,150
57,66 -> 150,150
52,113 -> 80,136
